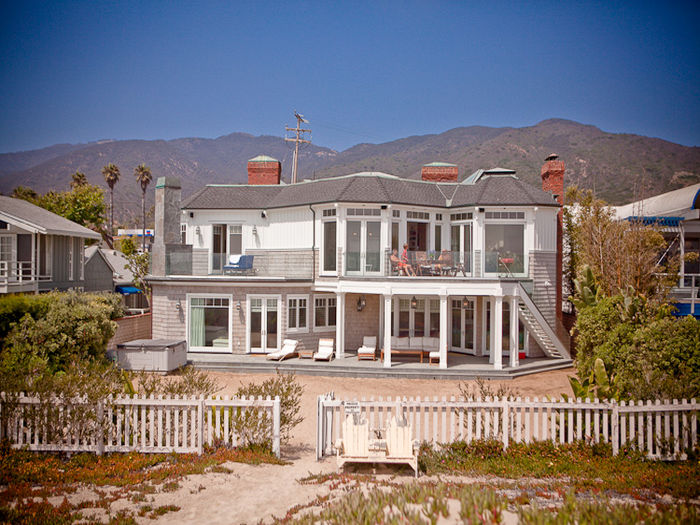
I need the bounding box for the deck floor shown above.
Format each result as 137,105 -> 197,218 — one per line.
188,350 -> 573,380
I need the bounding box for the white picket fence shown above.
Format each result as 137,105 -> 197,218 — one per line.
0,393 -> 281,457
316,394 -> 698,461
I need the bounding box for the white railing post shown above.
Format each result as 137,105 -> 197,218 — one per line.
272,396 -> 281,458
96,399 -> 104,456
611,400 -> 619,456
197,396 -> 204,455
316,395 -> 323,460
501,397 -> 509,451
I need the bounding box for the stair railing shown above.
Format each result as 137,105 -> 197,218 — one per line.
517,282 -> 571,360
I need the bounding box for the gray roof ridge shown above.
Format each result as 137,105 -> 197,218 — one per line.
374,175 -> 394,203
474,176 -> 490,203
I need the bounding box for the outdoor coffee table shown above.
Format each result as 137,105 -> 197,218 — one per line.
298,348 -> 314,359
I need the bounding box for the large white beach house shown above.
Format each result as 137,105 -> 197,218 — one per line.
148,155 -> 571,372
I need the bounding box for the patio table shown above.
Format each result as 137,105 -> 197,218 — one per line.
297,348 -> 314,359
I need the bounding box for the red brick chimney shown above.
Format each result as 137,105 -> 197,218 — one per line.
421,162 -> 458,182
247,155 -> 281,185
541,153 -> 565,321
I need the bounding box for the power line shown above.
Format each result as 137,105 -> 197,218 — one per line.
284,111 -> 311,184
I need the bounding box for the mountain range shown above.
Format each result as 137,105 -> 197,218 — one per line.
1,119 -> 698,223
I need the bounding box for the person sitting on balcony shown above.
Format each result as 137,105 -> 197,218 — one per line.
436,249 -> 453,275
400,244 -> 416,276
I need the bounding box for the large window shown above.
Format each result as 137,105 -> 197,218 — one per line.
314,296 -> 336,330
287,295 -> 308,332
323,221 -> 336,272
189,296 -> 231,351
484,224 -> 525,274
228,225 -> 242,256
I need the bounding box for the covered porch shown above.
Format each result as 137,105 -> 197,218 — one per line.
318,279 -> 567,371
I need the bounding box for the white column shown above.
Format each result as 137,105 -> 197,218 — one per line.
509,296 -> 519,368
493,295 -> 503,370
383,294 -> 392,368
680,225 -> 686,285
378,294 -> 384,346
336,292 -> 345,358
439,294 -> 448,369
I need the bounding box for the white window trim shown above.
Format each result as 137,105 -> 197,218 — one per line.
320,218 -> 338,276
79,243 -> 84,281
186,293 -> 233,353
68,237 -> 74,281
313,294 -> 337,332
287,294 -> 310,333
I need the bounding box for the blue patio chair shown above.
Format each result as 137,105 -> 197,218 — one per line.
224,254 -> 255,275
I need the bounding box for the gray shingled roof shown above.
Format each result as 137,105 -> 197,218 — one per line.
181,172 -> 559,210
0,195 -> 102,239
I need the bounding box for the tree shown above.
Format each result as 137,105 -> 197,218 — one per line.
37,184 -> 106,232
566,187 -> 677,304
101,163 -> 121,244
119,236 -> 137,256
124,251 -> 150,306
70,170 -> 88,189
11,186 -> 38,202
134,164 -> 152,253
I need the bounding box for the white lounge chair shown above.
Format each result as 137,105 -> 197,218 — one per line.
266,339 -> 299,361
313,338 -> 334,361
357,336 -> 377,360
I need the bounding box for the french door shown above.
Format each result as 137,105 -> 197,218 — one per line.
248,295 -> 281,353
346,220 -> 382,275
450,298 -> 476,354
450,223 -> 472,273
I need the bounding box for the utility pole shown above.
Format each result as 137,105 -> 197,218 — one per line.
285,111 -> 311,184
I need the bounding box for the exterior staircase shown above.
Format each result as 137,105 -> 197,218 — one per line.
517,283 -> 571,360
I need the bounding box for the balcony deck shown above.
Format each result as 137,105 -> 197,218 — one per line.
187,351 -> 573,380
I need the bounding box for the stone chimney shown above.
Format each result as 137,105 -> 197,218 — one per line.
247,155 -> 281,185
541,154 -> 565,321
152,176 -> 182,276
421,162 -> 458,182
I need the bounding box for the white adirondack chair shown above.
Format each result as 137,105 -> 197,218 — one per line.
385,416 -> 419,477
336,415 -> 370,470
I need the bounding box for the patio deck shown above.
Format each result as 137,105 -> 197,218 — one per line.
188,351 -> 573,380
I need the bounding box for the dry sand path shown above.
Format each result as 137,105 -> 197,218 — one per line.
139,368 -> 574,524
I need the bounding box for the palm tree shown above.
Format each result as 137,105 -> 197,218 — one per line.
101,163 -> 121,244
70,170 -> 88,189
134,164 -> 153,252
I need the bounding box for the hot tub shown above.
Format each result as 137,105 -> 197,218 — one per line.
116,339 -> 187,372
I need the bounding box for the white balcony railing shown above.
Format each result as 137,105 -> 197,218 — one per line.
0,261 -> 37,285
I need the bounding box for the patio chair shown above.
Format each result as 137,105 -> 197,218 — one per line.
266,339 -> 299,361
357,336 -> 377,360
336,414 -> 370,470
313,338 -> 334,361
224,254 -> 255,275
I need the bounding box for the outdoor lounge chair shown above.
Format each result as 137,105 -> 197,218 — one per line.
313,338 -> 334,361
266,339 -> 299,361
357,336 -> 377,360
223,254 -> 255,275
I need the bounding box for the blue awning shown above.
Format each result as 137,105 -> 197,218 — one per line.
116,285 -> 142,295
625,216 -> 683,227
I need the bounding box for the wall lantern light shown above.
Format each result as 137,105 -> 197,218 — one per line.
252,226 -> 258,235
462,296 -> 469,309
175,300 -> 182,311
410,296 -> 418,309
195,226 -> 201,235
357,295 -> 366,311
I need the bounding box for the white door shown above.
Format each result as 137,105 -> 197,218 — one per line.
0,235 -> 16,281
450,223 -> 472,273
450,298 -> 475,354
346,220 -> 382,275
248,296 -> 281,353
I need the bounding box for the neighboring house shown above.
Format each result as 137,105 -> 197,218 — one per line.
613,183 -> 700,317
84,246 -> 149,313
0,195 -> 101,294
148,155 -> 571,370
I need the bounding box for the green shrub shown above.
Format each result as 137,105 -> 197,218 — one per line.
2,291 -> 122,372
0,293 -> 52,344
129,366 -> 220,398
573,293 -> 700,400
232,372 -> 304,447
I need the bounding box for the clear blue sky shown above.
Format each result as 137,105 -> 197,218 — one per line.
1,1 -> 698,153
